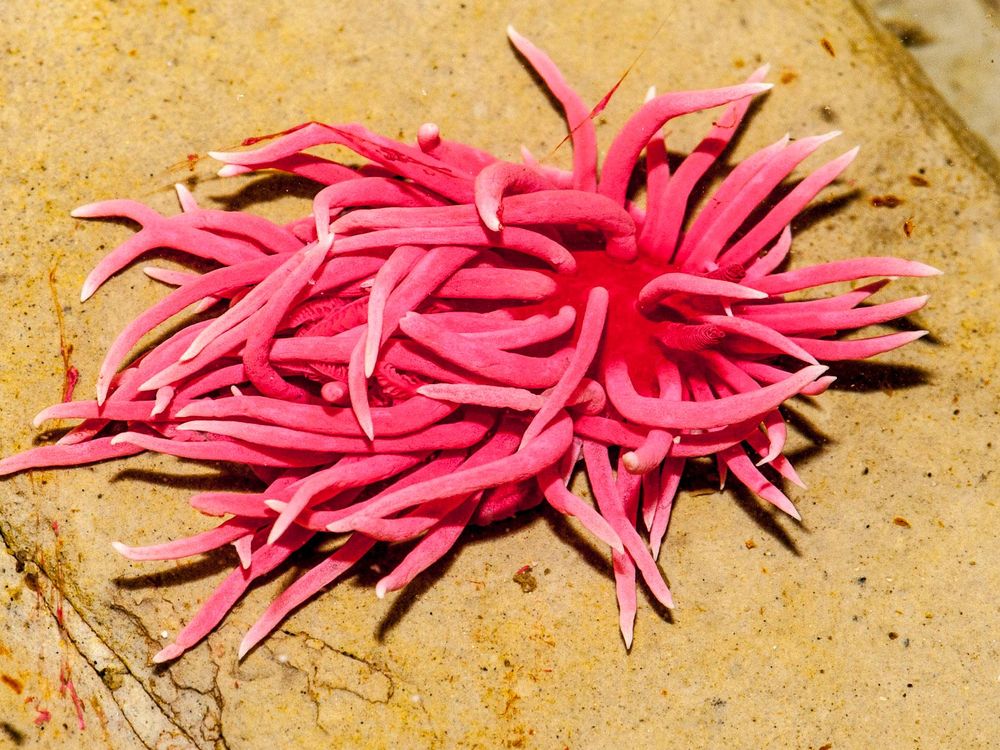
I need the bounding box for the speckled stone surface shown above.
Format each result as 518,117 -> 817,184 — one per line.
874,0 -> 1000,153
1,2 -> 998,748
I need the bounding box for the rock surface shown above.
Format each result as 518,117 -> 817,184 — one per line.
873,0 -> 1000,152
1,1 -> 998,748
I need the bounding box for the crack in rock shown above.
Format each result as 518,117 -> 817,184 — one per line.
215,629 -> 442,749
107,602 -> 228,750
0,530 -> 197,750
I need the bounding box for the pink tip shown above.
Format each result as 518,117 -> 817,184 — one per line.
233,537 -> 252,569
70,203 -> 103,219
80,276 -> 98,303
622,626 -> 633,650
179,341 -> 200,362
152,644 -> 184,664
321,381 -> 348,403
174,183 -> 199,212
356,409 -> 374,441
217,164 -> 252,177
237,635 -> 254,660
266,519 -> 290,545
417,122 -> 440,151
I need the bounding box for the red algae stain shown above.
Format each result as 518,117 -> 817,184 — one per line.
29,518 -> 86,729
59,660 -> 86,731
46,261 -> 77,402
241,121 -> 313,147
62,367 -> 79,403
24,696 -> 52,726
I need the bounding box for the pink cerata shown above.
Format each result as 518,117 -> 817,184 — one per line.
2,28 -> 938,660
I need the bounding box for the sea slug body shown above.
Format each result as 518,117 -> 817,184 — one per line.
1,27 -> 938,660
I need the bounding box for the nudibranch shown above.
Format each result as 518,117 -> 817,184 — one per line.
1,27 -> 937,659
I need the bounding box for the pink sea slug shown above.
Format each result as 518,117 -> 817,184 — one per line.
1,28 -> 938,659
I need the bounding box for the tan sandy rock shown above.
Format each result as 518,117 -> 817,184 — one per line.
0,1 -> 997,748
